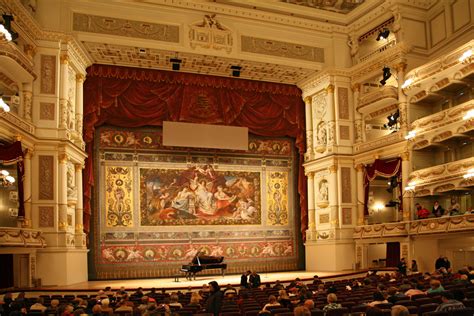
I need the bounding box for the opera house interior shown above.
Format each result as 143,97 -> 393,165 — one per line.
0,0 -> 473,315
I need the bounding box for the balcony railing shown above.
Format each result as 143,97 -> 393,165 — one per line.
358,85 -> 398,115
355,131 -> 404,153
0,227 -> 46,247
353,214 -> 474,239
359,39 -> 397,63
0,111 -> 35,135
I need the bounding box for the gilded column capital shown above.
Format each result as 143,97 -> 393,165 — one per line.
400,151 -> 410,161
74,163 -> 84,171
76,73 -> 85,83
25,148 -> 34,159
355,163 -> 365,172
58,153 -> 69,164
325,84 -> 335,94
304,96 -> 312,104
60,54 -> 69,65
351,83 -> 361,92
306,171 -> 314,179
75,223 -> 84,232
394,62 -> 407,73
328,164 -> 338,173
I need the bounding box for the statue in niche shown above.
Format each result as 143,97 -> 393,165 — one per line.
347,32 -> 359,64
317,121 -> 327,146
67,164 -> 76,198
318,180 -> 328,202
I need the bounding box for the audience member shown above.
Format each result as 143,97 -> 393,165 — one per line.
240,271 -> 250,288
323,293 -> 342,311
448,198 -> 461,216
188,293 -> 202,308
416,203 -> 430,219
397,258 -> 407,276
391,305 -> 409,316
312,275 -> 322,285
91,304 -> 102,316
294,306 -> 311,316
278,289 -> 291,308
411,260 -> 418,272
273,280 -> 284,290
435,292 -> 465,311
432,201 -> 445,217
398,279 -> 411,292
133,287 -> 144,298
303,299 -> 315,310
223,284 -> 237,297
29,298 -> 47,313
367,291 -> 388,307
386,287 -> 402,304
404,283 -> 425,298
426,279 -> 445,294
204,281 -> 223,316
262,295 -> 281,311
249,271 -> 261,288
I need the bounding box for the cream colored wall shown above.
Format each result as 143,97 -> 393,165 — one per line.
306,241 -> 355,272
367,244 -> 387,267
36,249 -> 88,286
412,238 -> 439,273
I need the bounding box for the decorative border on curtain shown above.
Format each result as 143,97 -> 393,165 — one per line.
363,158 -> 402,216
83,64 -> 308,239
0,141 -> 25,218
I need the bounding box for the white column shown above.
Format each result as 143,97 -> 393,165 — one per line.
23,149 -> 33,228
326,84 -> 336,148
352,84 -> 363,143
58,154 -> 68,231
75,74 -> 84,137
401,151 -> 411,221
328,164 -> 339,228
307,172 -> 316,239
74,163 -> 85,248
395,62 -> 408,133
304,96 -> 314,160
59,54 -> 69,129
355,163 -> 365,225
22,82 -> 32,121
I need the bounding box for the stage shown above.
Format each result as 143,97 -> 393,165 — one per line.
42,270 -> 364,292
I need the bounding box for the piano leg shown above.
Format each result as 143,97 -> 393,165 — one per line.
193,272 -> 196,281
222,268 -> 226,277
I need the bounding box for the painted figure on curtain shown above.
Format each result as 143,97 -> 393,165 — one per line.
140,165 -> 261,225
105,167 -> 133,227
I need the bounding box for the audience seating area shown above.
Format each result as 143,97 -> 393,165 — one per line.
1,272 -> 474,316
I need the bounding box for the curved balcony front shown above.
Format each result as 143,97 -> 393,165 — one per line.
357,85 -> 399,116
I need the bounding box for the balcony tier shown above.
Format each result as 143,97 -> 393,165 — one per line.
358,85 -> 398,116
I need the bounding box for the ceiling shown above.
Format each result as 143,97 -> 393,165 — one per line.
281,0 -> 366,14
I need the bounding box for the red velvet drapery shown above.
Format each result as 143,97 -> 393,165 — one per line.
0,141 -> 25,218
83,64 -> 308,238
363,158 -> 402,216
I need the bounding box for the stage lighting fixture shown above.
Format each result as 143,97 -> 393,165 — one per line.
386,176 -> 399,193
380,67 -> 392,86
1,14 -> 18,42
385,200 -> 400,207
383,110 -> 399,129
376,28 -> 390,41
170,58 -> 182,71
230,65 -> 242,77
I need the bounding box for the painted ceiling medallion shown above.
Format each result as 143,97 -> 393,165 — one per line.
281,0 -> 366,14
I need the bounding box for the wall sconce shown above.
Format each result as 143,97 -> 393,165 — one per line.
463,169 -> 474,179
459,49 -> 472,64
0,96 -> 10,112
463,109 -> 474,120
404,130 -> 417,140
1,169 -> 15,186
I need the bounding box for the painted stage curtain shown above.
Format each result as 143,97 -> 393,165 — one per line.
0,141 -> 25,218
83,64 -> 307,238
363,158 -> 402,215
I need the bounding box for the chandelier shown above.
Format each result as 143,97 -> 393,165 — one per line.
1,169 -> 15,186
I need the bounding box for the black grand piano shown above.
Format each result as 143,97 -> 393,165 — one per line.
181,252 -> 227,280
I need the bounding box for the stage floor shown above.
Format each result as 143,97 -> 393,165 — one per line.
46,270 -> 363,291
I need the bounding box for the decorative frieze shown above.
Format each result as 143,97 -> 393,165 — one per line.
39,206 -> 54,227
0,227 -> 46,247
337,87 -> 349,119
189,15 -> 233,53
38,155 -> 54,200
39,103 -> 55,120
40,55 -> 56,95
73,13 -> 179,43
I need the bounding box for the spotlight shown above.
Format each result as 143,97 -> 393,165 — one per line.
383,110 -> 399,129
230,65 -> 242,77
1,14 -> 18,42
380,67 -> 391,86
386,176 -> 399,193
376,28 -> 390,41
170,58 -> 182,71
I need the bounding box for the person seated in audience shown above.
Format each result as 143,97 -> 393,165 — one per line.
115,286 -> 128,298
100,298 -> 113,315
104,286 -> 114,296
60,304 -> 74,316
426,279 -> 445,294
464,207 -> 474,214
367,291 -> 388,307
316,283 -> 326,295
145,287 -> 156,297
47,299 -> 61,314
72,309 -> 85,316
411,260 -> 418,272
391,305 -> 409,316
137,296 -> 151,314
432,201 -> 445,217
223,284 -> 237,297
366,307 -> 384,316
350,279 -> 362,289
188,293 -> 202,309
404,283 -> 425,297
294,306 -> 311,316
273,280 -> 284,290
277,289 -> 291,308
74,298 -> 88,310
386,287 -> 403,304
312,275 -> 322,285
448,198 -> 461,216
303,299 -> 315,310
91,303 -> 102,316
261,295 -> 281,312
133,287 -> 144,298
9,302 -> 26,316
398,279 -> 411,292
29,298 -> 47,313
423,272 -> 431,280
435,292 -> 465,312
415,203 -> 430,219
201,283 -> 210,293
322,293 -> 342,311
168,293 -> 182,309
115,299 -> 133,312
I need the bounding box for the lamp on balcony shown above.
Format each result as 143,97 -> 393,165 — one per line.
376,28 -> 390,41
463,109 -> 474,120
0,96 -> 10,112
404,130 -> 416,140
463,169 -> 474,179
0,169 -> 15,187
459,49 -> 472,64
